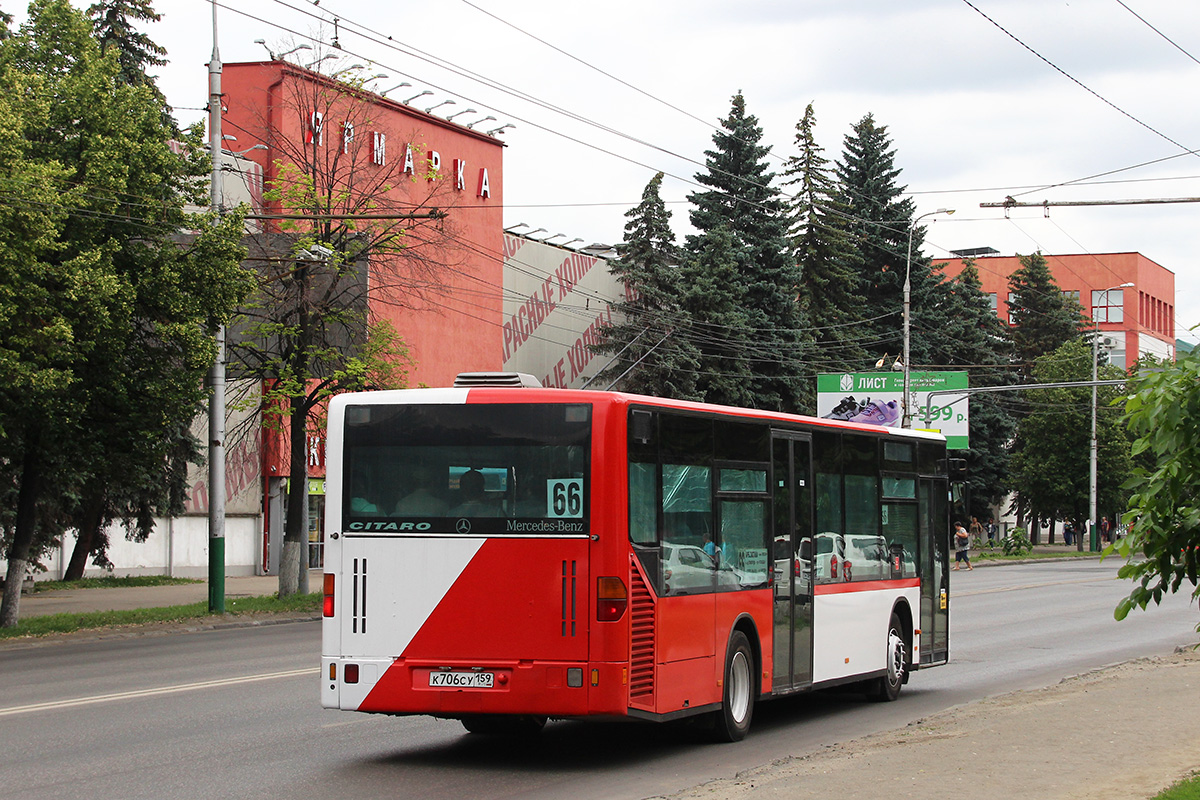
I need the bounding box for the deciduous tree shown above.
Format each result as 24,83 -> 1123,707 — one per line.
0,0 -> 250,626
230,59 -> 467,595
1114,345 -> 1200,630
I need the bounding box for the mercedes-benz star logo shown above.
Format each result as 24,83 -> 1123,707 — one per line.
455,519 -> 472,534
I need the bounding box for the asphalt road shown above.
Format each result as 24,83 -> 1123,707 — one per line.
0,559 -> 1195,800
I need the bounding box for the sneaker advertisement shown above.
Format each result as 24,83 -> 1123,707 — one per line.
816,371 -> 970,448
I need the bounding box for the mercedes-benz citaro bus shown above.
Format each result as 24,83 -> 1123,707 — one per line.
321,373 -> 951,741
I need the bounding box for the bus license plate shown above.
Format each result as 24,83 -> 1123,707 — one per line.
429,670 -> 494,689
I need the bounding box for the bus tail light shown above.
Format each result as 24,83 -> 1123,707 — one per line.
830,555 -> 839,579
323,573 -> 335,617
597,576 -> 627,621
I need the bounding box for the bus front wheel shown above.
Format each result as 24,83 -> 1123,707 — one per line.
711,630 -> 755,742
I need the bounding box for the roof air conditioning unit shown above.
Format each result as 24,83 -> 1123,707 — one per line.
453,372 -> 543,388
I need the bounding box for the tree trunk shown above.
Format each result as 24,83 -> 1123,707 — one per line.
64,492 -> 106,581
278,394 -> 311,596
1,443 -> 44,628
1048,518 -> 1056,545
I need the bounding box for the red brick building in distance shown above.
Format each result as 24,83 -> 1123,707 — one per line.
936,252 -> 1176,369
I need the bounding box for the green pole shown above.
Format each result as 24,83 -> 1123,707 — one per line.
209,536 -> 225,612
1090,520 -> 1099,552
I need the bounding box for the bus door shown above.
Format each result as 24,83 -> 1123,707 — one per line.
918,477 -> 950,665
771,432 -> 814,692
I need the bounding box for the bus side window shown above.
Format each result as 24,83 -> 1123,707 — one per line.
629,461 -> 657,545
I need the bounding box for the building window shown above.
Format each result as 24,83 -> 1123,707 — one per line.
987,293 -> 998,313
1092,289 -> 1124,323
1062,289 -> 1080,304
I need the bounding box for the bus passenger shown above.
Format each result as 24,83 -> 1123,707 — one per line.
450,469 -> 494,516
394,465 -> 449,516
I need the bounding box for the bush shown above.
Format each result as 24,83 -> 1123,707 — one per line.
1003,528 -> 1034,557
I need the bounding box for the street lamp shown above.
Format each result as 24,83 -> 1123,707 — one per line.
902,208 -> 955,428
1088,281 -> 1134,551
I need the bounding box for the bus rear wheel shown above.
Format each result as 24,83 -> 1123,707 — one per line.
460,715 -> 546,736
711,630 -> 755,742
866,612 -> 908,702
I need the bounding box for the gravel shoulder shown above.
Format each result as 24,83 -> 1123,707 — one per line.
660,647 -> 1200,800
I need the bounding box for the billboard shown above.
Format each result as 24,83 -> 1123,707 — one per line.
816,371 -> 970,449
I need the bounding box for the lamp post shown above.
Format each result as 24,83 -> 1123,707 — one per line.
902,208 -> 954,428
1088,281 -> 1133,551
207,0 -> 225,614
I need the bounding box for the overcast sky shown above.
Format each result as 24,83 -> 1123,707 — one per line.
122,1 -> 1200,344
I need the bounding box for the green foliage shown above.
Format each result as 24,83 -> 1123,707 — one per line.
1009,339 -> 1131,532
1113,344 -> 1200,629
1002,527 -> 1033,556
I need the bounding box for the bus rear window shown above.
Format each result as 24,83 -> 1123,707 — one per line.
341,403 -> 591,535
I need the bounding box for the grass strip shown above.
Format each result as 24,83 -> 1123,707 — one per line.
1154,772 -> 1200,800
33,576 -> 202,592
3,592 -> 321,640
975,549 -> 1100,561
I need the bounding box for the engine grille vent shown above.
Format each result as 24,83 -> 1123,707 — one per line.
628,560 -> 656,703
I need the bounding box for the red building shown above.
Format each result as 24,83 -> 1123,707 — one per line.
936,252 -> 1176,369
218,61 -> 508,573
220,60 -> 506,387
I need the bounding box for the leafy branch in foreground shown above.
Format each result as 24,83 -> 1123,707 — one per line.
1112,347 -> 1200,630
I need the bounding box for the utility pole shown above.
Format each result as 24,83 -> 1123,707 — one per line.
207,0 -> 226,614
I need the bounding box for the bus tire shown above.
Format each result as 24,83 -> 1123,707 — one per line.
460,715 -> 546,736
867,612 -> 908,702
711,630 -> 755,742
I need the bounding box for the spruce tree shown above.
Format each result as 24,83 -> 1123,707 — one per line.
1006,251 -> 1086,379
836,114 -> 940,366
679,227 -> 756,409
88,0 -> 173,129
592,172 -> 700,399
782,103 -> 866,409
934,260 -> 1016,516
687,92 -> 803,412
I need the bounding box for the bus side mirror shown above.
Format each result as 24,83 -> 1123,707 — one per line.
948,458 -> 967,479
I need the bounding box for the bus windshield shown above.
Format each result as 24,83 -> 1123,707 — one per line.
341,403 -> 591,535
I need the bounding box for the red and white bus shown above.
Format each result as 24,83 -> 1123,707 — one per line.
320,376 -> 951,741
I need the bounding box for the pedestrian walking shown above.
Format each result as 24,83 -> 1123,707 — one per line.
953,522 -> 973,571
969,516 -> 984,548
986,517 -> 997,544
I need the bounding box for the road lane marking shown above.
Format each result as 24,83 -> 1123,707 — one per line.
0,667 -> 318,717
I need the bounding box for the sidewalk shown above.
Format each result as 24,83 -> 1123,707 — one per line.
662,648 -> 1200,800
